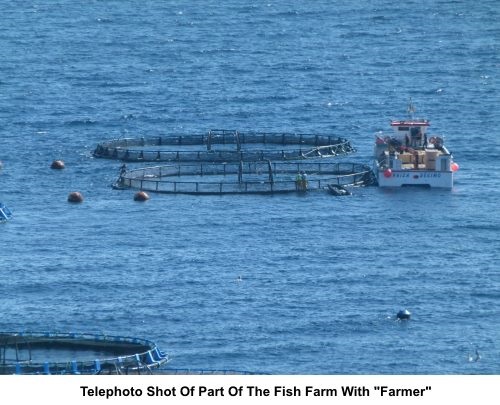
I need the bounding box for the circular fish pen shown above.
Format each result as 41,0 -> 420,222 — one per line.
115,161 -> 375,195
153,368 -> 265,375
93,129 -> 356,162
0,332 -> 169,375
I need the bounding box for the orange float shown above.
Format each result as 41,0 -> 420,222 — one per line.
134,191 -> 150,202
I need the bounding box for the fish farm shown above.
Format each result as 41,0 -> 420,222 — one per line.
93,129 -> 356,162
115,161 -> 375,195
93,129 -> 376,195
0,332 -> 169,375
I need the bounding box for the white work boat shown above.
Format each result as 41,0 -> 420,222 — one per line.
374,101 -> 458,188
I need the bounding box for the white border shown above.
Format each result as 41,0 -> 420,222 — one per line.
1,375 -> 498,405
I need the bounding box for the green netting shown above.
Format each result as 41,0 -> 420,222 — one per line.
115,161 -> 375,195
0,332 -> 169,375
94,130 -> 356,162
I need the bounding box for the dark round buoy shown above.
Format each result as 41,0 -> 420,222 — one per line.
51,160 -> 65,170
134,191 -> 150,202
67,191 -> 84,203
397,309 -> 411,320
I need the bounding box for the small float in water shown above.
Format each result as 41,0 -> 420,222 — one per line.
0,203 -> 12,221
374,100 -> 458,188
397,309 -> 411,320
0,332 -> 169,375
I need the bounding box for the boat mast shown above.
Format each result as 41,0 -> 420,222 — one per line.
407,97 -> 416,120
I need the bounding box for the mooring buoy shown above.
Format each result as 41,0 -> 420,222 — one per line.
134,191 -> 150,202
397,309 -> 411,320
51,160 -> 65,170
67,191 -> 84,203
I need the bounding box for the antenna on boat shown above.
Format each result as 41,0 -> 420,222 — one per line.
407,97 -> 416,119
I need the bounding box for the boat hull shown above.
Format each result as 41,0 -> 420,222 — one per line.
376,169 -> 453,188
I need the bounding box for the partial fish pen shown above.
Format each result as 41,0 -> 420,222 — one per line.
153,368 -> 266,375
0,332 -> 169,375
93,129 -> 356,162
115,161 -> 375,195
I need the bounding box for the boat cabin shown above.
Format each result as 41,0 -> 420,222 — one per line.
374,119 -> 452,173
389,120 -> 430,148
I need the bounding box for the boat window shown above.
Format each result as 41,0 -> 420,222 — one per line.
398,127 -> 409,131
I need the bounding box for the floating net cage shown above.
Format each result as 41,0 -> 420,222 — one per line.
115,161 -> 376,195
0,332 -> 169,375
93,129 -> 356,162
153,368 -> 264,375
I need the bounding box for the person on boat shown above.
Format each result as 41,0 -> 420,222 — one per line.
119,163 -> 127,177
300,171 -> 308,190
434,137 -> 444,150
295,172 -> 303,191
295,171 -> 308,191
117,164 -> 128,185
414,151 -> 420,169
416,128 -> 423,146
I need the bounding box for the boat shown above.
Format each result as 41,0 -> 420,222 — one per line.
0,203 -> 12,221
327,183 -> 351,196
373,100 -> 458,188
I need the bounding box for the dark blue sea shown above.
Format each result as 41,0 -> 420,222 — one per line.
0,0 -> 499,374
